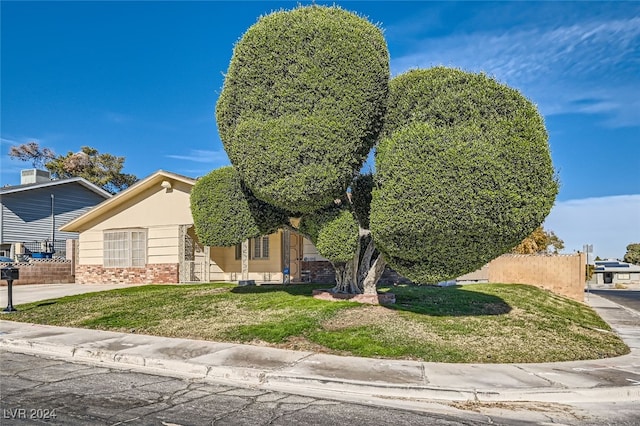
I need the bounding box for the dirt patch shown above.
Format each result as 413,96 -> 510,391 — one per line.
322,306 -> 399,330
272,336 -> 337,354
450,400 -> 588,421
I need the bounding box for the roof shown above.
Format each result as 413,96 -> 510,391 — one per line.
0,176 -> 112,199
594,260 -> 640,273
59,170 -> 196,232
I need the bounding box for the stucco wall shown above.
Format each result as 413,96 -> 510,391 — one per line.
488,253 -> 586,302
77,225 -> 182,265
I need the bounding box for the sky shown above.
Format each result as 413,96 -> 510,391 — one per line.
1,1 -> 639,259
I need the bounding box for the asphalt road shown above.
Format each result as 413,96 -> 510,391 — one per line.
5,351 -> 636,426
589,290 -> 640,313
0,351 -> 509,426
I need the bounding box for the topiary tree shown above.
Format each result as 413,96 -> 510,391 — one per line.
371,68 -> 558,283
215,5 -> 389,214
190,166 -> 289,246
194,6 -> 558,294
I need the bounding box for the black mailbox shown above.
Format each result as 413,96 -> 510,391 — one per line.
1,267 -> 19,280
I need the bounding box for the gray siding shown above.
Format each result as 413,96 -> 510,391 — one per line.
0,183 -> 107,244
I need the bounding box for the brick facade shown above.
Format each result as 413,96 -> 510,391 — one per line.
75,263 -> 179,285
301,260 -> 412,285
301,261 -> 335,284
0,260 -> 74,285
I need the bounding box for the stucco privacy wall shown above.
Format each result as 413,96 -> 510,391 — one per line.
488,253 -> 586,302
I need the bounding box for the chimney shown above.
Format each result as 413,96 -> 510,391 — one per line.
21,169 -> 51,185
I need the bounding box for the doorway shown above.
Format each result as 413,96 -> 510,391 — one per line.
288,232 -> 303,282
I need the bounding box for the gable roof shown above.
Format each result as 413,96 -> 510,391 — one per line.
60,170 -> 196,232
0,176 -> 112,198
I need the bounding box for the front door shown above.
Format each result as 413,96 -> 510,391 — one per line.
289,232 -> 303,282
604,272 -> 613,284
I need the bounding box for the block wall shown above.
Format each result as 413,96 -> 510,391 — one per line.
0,260 -> 74,285
488,253 -> 586,302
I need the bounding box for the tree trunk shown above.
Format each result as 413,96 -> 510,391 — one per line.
331,231 -> 386,294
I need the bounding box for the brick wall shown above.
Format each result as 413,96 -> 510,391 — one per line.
75,263 -> 179,285
301,260 -> 412,285
0,260 -> 74,285
302,261 -> 335,284
488,253 -> 586,302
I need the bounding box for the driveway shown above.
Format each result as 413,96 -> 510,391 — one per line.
0,283 -> 147,307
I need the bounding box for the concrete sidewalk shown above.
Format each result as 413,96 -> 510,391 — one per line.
1,287 -> 639,405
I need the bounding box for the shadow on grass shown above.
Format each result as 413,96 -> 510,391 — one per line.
231,283 -> 511,317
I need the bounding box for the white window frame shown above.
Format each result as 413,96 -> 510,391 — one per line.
103,229 -> 147,268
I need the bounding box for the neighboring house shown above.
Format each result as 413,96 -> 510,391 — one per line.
60,170 -> 326,285
0,169 -> 111,258
594,260 -> 640,285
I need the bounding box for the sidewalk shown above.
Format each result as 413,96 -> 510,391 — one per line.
1,287 -> 639,404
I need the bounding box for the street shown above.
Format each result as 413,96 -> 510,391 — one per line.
589,290 -> 640,313
0,351 -> 505,426
3,351 -> 634,426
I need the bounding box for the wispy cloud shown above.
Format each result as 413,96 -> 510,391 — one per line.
391,15 -> 640,127
166,149 -> 230,166
544,194 -> 640,259
0,136 -> 41,146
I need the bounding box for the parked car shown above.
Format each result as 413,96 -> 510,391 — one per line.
0,256 -> 14,263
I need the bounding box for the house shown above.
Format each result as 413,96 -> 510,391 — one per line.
60,170 -> 328,285
0,169 -> 111,258
594,260 -> 640,285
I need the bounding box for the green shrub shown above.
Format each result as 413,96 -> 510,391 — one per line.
216,5 -> 389,213
371,68 -> 558,283
299,206 -> 359,263
190,167 -> 290,246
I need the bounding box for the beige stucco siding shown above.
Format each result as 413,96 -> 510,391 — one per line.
89,184 -> 193,230
147,225 -> 180,264
76,184 -> 192,266
215,232 -> 283,275
303,238 -> 327,261
78,230 -> 104,265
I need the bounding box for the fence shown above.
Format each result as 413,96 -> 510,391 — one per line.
487,253 -> 586,302
19,240 -> 67,259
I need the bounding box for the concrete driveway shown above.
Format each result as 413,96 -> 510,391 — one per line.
0,283 -> 148,307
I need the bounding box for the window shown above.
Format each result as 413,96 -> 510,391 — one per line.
253,236 -> 270,259
234,237 -> 270,260
104,229 -> 147,268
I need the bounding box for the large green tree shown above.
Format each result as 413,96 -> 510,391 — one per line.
193,5 -> 558,294
624,243 -> 640,265
9,142 -> 137,193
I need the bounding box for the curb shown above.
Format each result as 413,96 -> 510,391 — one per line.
2,336 -> 639,404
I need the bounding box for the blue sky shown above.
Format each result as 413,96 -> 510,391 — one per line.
1,1 -> 639,258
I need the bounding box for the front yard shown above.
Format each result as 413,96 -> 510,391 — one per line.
2,283 -> 629,363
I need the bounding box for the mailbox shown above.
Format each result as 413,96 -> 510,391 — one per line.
1,267 -> 19,281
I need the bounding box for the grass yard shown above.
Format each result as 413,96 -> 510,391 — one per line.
3,283 -> 629,363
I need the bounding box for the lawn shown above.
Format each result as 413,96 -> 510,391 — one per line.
2,283 -> 629,363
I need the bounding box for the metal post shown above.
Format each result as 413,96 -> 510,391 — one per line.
583,244 -> 592,298
51,194 -> 55,250
3,279 -> 17,313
